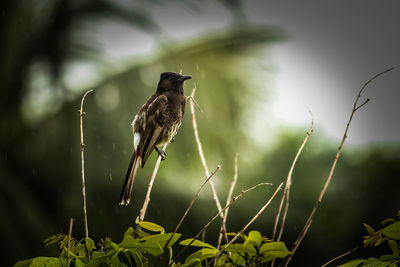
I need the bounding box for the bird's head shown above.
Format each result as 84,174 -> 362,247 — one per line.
156,72 -> 192,94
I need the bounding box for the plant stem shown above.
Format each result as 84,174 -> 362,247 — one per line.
79,89 -> 93,239
138,143 -> 167,222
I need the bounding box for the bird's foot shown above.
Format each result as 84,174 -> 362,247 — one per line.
170,137 -> 175,143
155,147 -> 167,160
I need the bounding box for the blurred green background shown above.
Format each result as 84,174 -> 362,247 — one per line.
1,0 -> 399,266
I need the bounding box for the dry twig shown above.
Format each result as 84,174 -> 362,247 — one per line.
189,86 -> 227,242
79,89 -> 93,239
320,246 -> 359,267
217,153 -> 239,249
283,66 -> 399,267
206,182 -> 283,266
171,182 -> 271,265
138,144 -> 167,222
66,218 -> 75,267
272,116 -> 314,242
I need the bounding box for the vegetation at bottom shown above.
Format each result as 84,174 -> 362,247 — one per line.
14,221 -> 290,267
339,211 -> 400,267
14,210 -> 400,266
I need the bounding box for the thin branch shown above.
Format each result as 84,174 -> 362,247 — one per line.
189,86 -> 227,242
79,89 -> 93,239
283,66 -> 399,267
354,98 -> 370,111
320,246 -> 359,267
171,182 -> 271,265
66,218 -> 75,267
272,116 -> 314,242
138,143 -> 167,222
186,95 -> 204,113
155,165 -> 221,265
217,153 -> 239,249
206,182 -> 284,267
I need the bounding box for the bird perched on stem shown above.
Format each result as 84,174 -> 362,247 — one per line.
119,72 -> 192,205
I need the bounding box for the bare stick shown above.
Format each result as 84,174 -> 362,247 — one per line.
66,218 -> 75,267
79,89 -> 93,239
320,246 -> 359,267
138,143 -> 167,222
217,153 -> 239,249
206,182 -> 284,266
272,116 -> 314,242
171,182 -> 271,265
155,165 -> 221,265
189,86 -> 227,242
283,66 -> 399,267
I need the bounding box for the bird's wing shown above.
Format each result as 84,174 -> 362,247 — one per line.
138,94 -> 168,166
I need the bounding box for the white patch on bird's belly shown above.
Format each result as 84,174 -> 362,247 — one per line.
131,115 -> 139,150
133,132 -> 140,152
131,115 -> 138,133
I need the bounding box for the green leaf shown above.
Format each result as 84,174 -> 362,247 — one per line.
224,243 -> 257,255
13,259 -> 33,267
388,240 -> 399,255
120,233 -> 181,256
130,250 -> 144,267
230,252 -> 246,266
364,223 -> 376,235
182,258 -> 202,267
124,227 -> 135,237
197,248 -> 219,260
381,218 -> 396,226
144,233 -> 182,249
375,237 -> 387,247
43,234 -> 67,248
118,250 -> 136,267
379,254 -> 400,262
340,257 -> 396,267
88,253 -> 111,266
185,251 -> 203,264
85,237 -> 96,253
259,242 -> 291,260
338,259 -> 366,267
362,257 -> 393,266
381,221 -> 400,240
120,235 -> 140,247
138,221 -> 164,233
216,253 -> 231,266
179,239 -> 216,249
74,258 -> 86,267
244,231 -> 262,247
184,248 -> 218,265
14,257 -> 60,267
108,253 -> 129,267
91,251 -> 106,259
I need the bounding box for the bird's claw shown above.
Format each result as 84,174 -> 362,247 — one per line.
170,137 -> 175,143
159,150 -> 167,160
155,147 -> 167,160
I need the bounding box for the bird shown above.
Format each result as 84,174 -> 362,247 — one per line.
119,72 -> 192,205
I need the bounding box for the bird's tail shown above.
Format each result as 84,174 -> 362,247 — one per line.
119,152 -> 141,205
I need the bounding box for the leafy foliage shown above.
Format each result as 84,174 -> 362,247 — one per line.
14,225 -> 290,267
179,230 -> 290,266
339,211 -> 400,267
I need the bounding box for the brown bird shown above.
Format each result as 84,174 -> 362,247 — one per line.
119,72 -> 192,205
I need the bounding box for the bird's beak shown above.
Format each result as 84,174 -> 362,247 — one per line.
178,75 -> 192,82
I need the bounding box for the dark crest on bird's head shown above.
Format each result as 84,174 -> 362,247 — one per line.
157,72 -> 192,94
